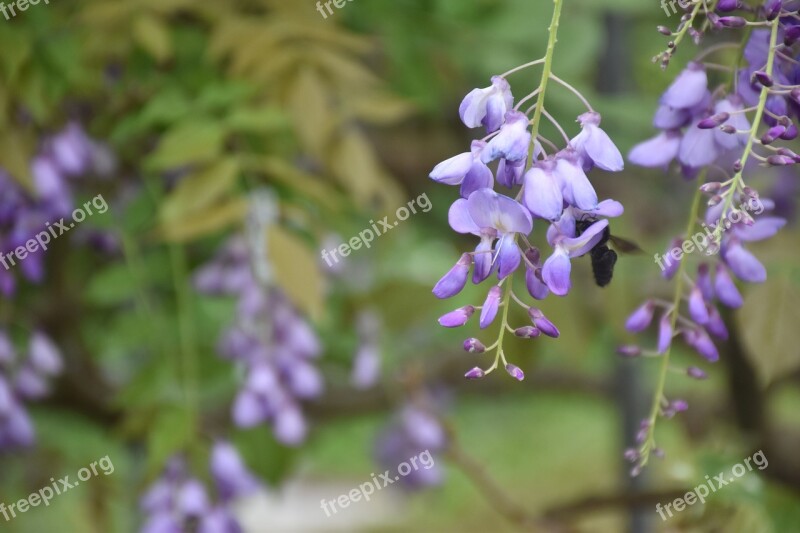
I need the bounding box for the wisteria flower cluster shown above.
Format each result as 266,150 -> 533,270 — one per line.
623,0 -> 797,474
194,236 -> 323,446
430,38 -> 626,380
140,442 -> 261,533
0,122 -> 114,296
0,330 -> 63,450
377,400 -> 447,489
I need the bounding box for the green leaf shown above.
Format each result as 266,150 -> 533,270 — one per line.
738,273 -> 800,385
160,158 -> 241,223
133,14 -> 173,64
145,120 -> 227,171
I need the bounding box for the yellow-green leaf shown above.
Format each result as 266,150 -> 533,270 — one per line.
267,226 -> 324,321
158,197 -> 247,242
133,14 -> 173,64
146,120 -> 226,170
160,158 -> 240,224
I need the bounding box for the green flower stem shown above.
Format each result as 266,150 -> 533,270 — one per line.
640,172 -> 705,466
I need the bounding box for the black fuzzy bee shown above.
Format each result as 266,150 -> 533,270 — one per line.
575,218 -> 642,287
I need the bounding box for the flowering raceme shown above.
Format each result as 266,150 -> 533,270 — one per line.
140,443 -> 261,533
194,236 -> 323,446
0,330 -> 63,450
623,0 -> 796,474
429,4 -> 626,381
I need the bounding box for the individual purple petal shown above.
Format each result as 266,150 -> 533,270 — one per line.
433,254 -> 472,298
286,361 -> 323,399
479,286 -> 502,329
714,264 -> 743,307
560,219 -> 609,258
662,238 -> 684,280
274,405 -> 307,445
706,305 -> 729,340
687,366 -> 708,380
210,441 -> 261,501
177,479 -> 210,516
438,306 -> 475,328
467,188 -> 533,235
661,63 -> 708,109
591,199 -> 625,218
28,332 -> 63,376
657,314 -> 673,354
723,242 -> 766,282
459,76 -> 514,132
571,112 -> 624,171
625,301 -> 655,332
525,264 -> 549,300
683,328 -> 719,362
653,105 -> 690,129
542,248 -> 571,296
429,152 -> 473,185
696,263 -> 714,301
352,344 -> 381,389
448,199 -> 481,235
555,156 -> 598,210
496,236 -> 522,279
232,390 -> 266,427
481,111 -> 531,163
628,131 -> 681,168
472,237 -> 496,284
679,120 -> 719,168
688,287 -> 710,324
460,160 -> 494,198
523,164 -> 563,221
13,365 -> 49,399
734,217 -> 785,241
497,158 -> 525,188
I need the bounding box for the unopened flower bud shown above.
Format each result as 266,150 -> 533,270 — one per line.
505,364 -> 524,381
527,308 -> 560,338
616,345 -> 642,358
742,186 -> 758,199
717,0 -> 739,11
438,306 -> 475,328
464,367 -> 485,380
463,338 -> 486,353
686,366 -> 708,380
767,154 -> 795,166
761,125 -> 785,144
699,182 -> 722,194
781,123 -> 798,141
433,254 -> 472,299
707,194 -> 723,207
625,301 -> 655,332
784,25 -> 800,45
719,124 -> 737,135
514,326 -> 540,338
623,448 -> 639,462
697,113 -> 729,129
752,70 -> 774,87
657,25 -> 671,36
765,0 -> 782,20
718,16 -> 747,27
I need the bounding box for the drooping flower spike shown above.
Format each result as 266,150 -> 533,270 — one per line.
624,0 -> 794,475
429,1 -> 626,381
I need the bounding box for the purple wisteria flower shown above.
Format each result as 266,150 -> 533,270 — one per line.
625,0 -> 798,475
141,445 -> 260,533
0,330 -> 63,451
430,68 -> 626,379
195,236 -> 323,446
